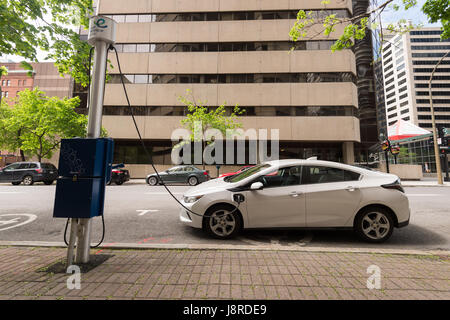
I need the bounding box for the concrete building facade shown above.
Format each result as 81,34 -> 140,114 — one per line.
93,0 -> 373,175
380,28 -> 450,131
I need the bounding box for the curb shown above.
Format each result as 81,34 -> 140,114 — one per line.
0,240 -> 449,257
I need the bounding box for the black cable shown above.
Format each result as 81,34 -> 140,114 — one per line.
111,46 -> 240,219
63,46 -> 107,248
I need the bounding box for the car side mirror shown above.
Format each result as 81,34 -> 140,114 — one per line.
250,182 -> 263,190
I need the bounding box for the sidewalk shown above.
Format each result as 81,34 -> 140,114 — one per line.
0,246 -> 449,300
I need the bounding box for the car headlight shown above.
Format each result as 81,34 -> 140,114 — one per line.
183,195 -> 204,203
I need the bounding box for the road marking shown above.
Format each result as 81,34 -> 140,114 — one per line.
136,209 -> 160,216
0,192 -> 24,194
0,214 -> 37,231
144,192 -> 184,195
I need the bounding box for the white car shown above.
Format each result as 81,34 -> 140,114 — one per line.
179,159 -> 410,243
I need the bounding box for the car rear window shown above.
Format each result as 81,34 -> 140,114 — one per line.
41,163 -> 56,169
29,163 -> 38,169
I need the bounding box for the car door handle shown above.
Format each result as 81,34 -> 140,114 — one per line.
289,191 -> 302,197
346,186 -> 358,192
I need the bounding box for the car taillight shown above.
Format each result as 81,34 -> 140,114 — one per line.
36,168 -> 43,173
381,179 -> 404,193
203,171 -> 209,176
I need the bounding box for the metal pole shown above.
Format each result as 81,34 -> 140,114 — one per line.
66,218 -> 78,267
429,50 -> 449,185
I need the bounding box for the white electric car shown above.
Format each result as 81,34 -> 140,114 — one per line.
179,159 -> 410,243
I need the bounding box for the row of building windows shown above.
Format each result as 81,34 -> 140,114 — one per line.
108,73 -> 356,84
410,30 -> 442,35
413,68 -> 450,73
415,83 -> 450,88
1,91 -> 8,97
411,45 -> 450,50
412,52 -> 449,58
416,91 -> 450,96
104,10 -> 349,23
418,115 -> 450,120
416,99 -> 450,104
86,106 -> 357,117
113,41 -> 337,53
417,107 -> 450,112
1,79 -> 28,87
415,75 -> 450,81
419,122 -> 447,128
410,38 -> 450,42
413,60 -> 450,65
113,140 -> 346,165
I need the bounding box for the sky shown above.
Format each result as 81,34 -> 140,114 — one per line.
379,0 -> 441,27
0,0 -> 443,63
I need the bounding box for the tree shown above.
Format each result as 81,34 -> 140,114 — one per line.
0,0 -> 94,87
178,90 -> 245,168
398,146 -> 416,164
0,88 -> 106,162
0,66 -> 7,104
289,0 -> 449,53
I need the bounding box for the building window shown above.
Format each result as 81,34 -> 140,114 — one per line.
7,80 -> 10,86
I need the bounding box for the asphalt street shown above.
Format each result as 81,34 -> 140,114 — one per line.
0,182 -> 449,251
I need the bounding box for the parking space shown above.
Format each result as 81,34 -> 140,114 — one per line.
0,182 -> 449,250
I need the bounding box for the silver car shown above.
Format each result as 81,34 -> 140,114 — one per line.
147,165 -> 210,186
179,159 -> 410,243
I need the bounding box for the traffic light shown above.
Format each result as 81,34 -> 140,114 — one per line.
437,126 -> 448,139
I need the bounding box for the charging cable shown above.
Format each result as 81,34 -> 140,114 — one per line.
110,45 -> 241,220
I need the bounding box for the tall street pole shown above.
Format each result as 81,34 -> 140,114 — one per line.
73,14 -> 116,264
428,50 -> 449,185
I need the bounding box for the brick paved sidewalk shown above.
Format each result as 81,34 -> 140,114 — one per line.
0,246 -> 449,300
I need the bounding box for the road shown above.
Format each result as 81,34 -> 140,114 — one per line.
0,182 -> 449,251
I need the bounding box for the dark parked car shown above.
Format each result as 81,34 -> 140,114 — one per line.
146,165 -> 210,186
0,162 -> 58,185
108,165 -> 130,185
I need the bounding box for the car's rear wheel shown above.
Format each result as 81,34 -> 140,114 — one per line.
44,180 -> 54,185
188,176 -> 198,186
148,176 -> 158,186
115,180 -> 124,185
11,182 -> 21,186
204,205 -> 242,239
22,175 -> 34,186
355,207 -> 394,243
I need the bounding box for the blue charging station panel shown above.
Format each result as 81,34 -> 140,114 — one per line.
53,138 -> 114,219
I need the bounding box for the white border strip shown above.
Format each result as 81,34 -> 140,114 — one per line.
0,241 -> 448,256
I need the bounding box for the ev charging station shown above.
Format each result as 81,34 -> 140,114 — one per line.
53,15 -> 117,265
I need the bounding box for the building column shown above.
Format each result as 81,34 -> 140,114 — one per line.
343,142 -> 355,164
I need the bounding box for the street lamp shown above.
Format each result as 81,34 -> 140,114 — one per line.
429,50 -> 450,185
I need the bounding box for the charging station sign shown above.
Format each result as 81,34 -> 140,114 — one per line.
88,16 -> 116,45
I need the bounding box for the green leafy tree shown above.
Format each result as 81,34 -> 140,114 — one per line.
0,0 -> 94,87
0,66 -> 7,104
397,146 -> 417,164
178,90 -> 245,169
290,0 -> 449,53
0,88 -> 107,162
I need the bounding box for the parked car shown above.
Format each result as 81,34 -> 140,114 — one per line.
218,165 -> 254,179
0,162 -> 58,185
108,164 -> 130,185
146,165 -> 210,186
180,159 -> 410,243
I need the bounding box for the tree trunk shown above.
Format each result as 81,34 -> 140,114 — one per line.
19,149 -> 25,161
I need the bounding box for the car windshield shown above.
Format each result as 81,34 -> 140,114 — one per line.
225,164 -> 271,183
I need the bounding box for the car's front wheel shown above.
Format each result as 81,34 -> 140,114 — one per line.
355,207 -> 394,243
115,180 -> 124,185
22,175 -> 34,186
147,176 -> 158,186
204,205 -> 242,239
188,176 -> 198,186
